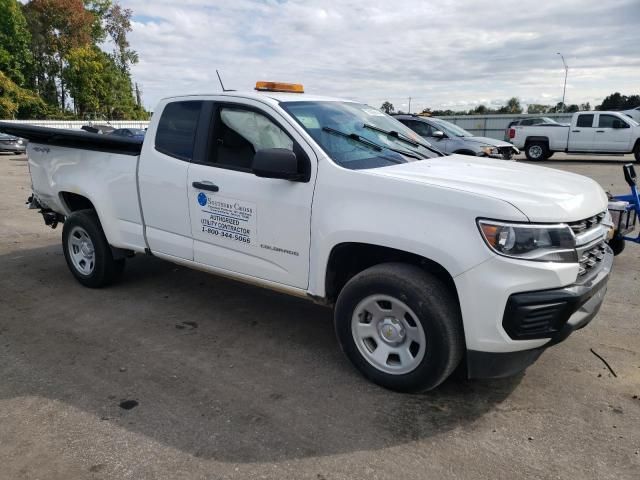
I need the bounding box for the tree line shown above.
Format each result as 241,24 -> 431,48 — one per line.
0,0 -> 147,120
381,93 -> 640,116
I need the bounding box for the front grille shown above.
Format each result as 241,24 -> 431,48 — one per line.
568,212 -> 606,235
578,242 -> 607,276
497,146 -> 513,158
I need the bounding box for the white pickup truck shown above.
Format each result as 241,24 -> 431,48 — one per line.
0,82 -> 616,392
510,111 -> 640,162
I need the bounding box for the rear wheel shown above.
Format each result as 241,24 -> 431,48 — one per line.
634,142 -> 640,163
525,141 -> 549,161
334,263 -> 464,392
62,210 -> 125,288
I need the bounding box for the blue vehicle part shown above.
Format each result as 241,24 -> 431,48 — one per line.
612,164 -> 639,244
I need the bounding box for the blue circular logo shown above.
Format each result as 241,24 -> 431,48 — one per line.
197,192 -> 207,206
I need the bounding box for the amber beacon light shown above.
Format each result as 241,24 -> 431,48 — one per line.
255,81 -> 304,93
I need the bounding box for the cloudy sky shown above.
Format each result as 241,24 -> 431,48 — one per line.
123,0 -> 640,112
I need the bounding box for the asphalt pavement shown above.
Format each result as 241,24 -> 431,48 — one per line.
0,153 -> 638,479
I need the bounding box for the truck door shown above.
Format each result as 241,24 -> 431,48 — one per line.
138,100 -> 204,260
594,113 -> 633,152
568,113 -> 596,151
187,100 -> 316,289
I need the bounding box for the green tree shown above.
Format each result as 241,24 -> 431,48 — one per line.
498,97 -> 523,114
0,0 -> 32,86
380,101 -> 394,114
105,3 -> 138,73
566,104 -> 579,113
0,70 -> 49,118
580,102 -> 591,111
527,104 -> 550,114
24,0 -> 96,110
597,92 -> 640,111
63,45 -> 146,119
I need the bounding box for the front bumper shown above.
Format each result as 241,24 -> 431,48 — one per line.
466,246 -> 613,379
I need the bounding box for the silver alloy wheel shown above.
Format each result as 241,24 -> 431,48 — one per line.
528,144 -> 543,159
67,226 -> 95,276
351,294 -> 427,375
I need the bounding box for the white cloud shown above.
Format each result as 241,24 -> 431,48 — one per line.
123,0 -> 640,111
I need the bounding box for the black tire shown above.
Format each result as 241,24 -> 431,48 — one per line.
634,142 -> 640,163
62,209 -> 125,288
525,141 -> 549,161
334,262 -> 464,392
546,152 -> 554,159
608,235 -> 626,256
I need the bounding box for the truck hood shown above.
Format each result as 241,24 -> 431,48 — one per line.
369,155 -> 608,222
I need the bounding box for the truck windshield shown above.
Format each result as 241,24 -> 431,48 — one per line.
432,119 -> 474,137
280,101 -> 442,170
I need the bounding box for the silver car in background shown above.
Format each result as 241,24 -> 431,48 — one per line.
0,133 -> 26,154
394,114 -> 519,160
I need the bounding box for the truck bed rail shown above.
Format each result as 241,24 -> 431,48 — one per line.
0,122 -> 142,156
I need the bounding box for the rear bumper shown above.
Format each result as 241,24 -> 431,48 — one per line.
467,246 -> 613,379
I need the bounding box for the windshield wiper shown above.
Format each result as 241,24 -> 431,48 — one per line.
363,123 -> 420,146
322,126 -> 383,151
363,123 -> 443,156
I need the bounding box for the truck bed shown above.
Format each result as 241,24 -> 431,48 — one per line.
0,122 -> 142,156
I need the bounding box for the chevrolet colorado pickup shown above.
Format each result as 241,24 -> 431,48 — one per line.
510,110 -> 640,162
0,82 -> 615,392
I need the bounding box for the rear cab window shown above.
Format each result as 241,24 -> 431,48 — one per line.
155,101 -> 203,161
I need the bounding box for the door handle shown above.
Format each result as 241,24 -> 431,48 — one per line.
596,130 -> 605,133
572,130 -> 581,132
192,181 -> 219,192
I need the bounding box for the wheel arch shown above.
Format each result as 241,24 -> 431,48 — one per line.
59,191 -> 97,214
324,242 -> 459,306
524,136 -> 550,149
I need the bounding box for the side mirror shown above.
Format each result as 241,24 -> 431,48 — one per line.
252,148 -> 301,181
431,130 -> 446,139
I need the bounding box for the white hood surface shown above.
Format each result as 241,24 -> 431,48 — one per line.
370,155 -> 608,222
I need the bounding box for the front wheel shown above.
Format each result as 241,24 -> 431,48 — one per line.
608,235 -> 626,256
62,210 -> 125,288
334,263 -> 464,392
525,142 -> 549,161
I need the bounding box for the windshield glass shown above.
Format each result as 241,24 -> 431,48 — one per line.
280,101 -> 441,170
431,119 -> 473,137
540,117 -> 558,124
627,117 -> 640,127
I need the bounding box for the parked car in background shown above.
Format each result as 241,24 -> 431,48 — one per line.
0,133 -> 26,154
81,124 -> 115,135
111,128 -> 146,140
505,117 -> 567,142
510,111 -> 640,161
395,114 -> 519,159
621,106 -> 640,122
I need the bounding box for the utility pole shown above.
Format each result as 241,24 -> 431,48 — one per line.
557,52 -> 568,112
408,97 -> 412,114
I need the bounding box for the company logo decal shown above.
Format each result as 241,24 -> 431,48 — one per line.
197,192 -> 207,206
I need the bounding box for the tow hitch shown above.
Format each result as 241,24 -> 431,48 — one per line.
26,194 -> 65,229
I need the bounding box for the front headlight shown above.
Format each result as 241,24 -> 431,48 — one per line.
480,146 -> 499,156
478,220 -> 577,263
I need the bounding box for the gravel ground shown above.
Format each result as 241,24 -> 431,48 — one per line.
0,153 -> 638,480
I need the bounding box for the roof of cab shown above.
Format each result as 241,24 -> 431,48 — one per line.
160,90 -> 355,105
